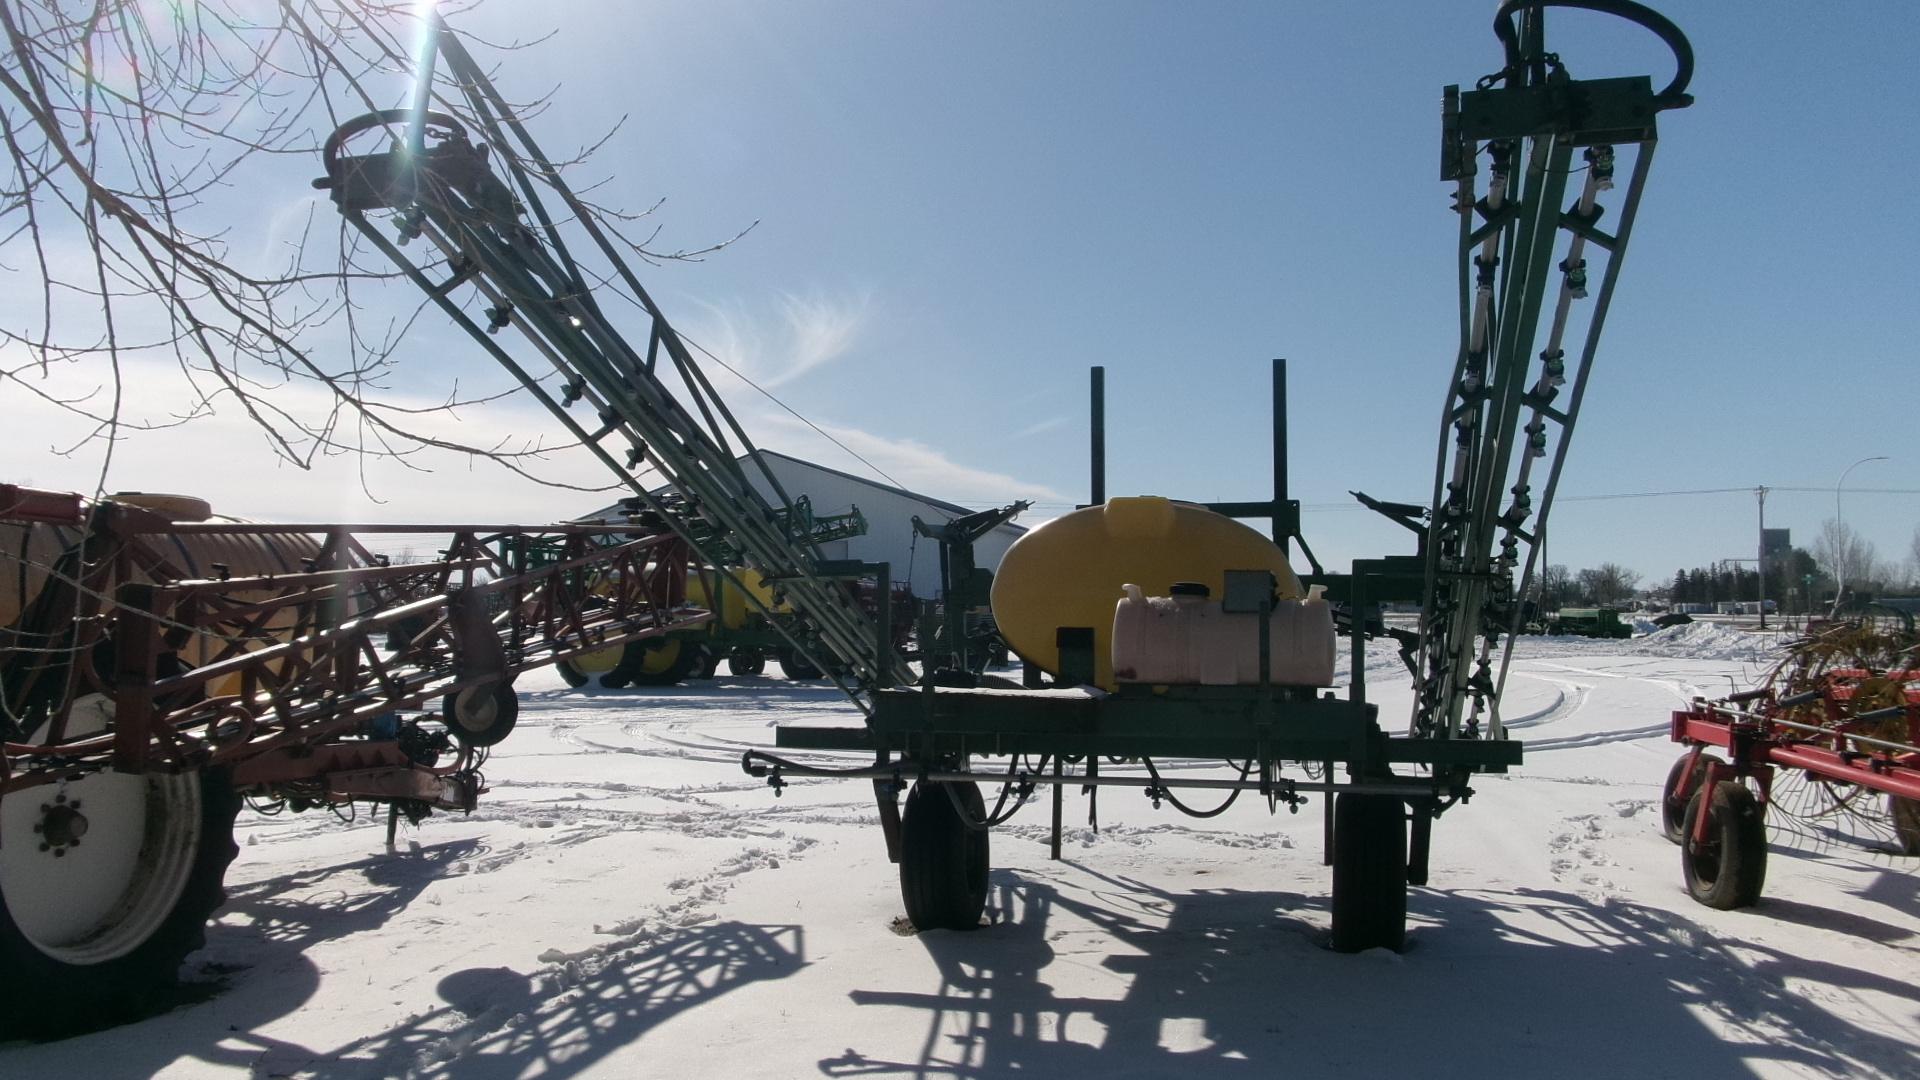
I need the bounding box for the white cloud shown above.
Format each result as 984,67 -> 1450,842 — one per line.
677,288 -> 871,389
3,343 -> 1064,527
1013,415 -> 1069,439
2,354 -> 617,524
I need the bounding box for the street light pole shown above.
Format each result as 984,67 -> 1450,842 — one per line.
1832,455 -> 1889,616
1756,485 -> 1768,629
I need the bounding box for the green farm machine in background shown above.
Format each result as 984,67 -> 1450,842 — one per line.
1540,607 -> 1634,639
548,495 -> 883,687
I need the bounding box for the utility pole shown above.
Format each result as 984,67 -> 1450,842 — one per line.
1756,485 -> 1769,629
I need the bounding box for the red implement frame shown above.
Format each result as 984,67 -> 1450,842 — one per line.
1668,675 -> 1920,849
2,487 -> 711,805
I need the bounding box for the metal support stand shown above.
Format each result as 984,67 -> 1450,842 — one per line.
1050,757 -> 1064,860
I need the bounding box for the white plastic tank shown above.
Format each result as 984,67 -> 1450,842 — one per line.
1111,581 -> 1335,687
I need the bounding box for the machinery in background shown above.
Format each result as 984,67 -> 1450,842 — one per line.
1662,618 -> 1920,908
554,495 -> 884,687
1532,607 -> 1634,639
911,501 -> 1029,682
0,485 -> 709,1036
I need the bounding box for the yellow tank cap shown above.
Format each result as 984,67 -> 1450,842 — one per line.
989,496 -> 1303,689
112,492 -> 213,522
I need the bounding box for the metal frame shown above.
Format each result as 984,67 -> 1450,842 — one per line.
1416,1 -> 1693,741
315,23 -> 909,710
2,497 -> 707,800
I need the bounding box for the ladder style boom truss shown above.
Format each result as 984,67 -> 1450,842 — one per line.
1414,0 -> 1693,740
315,24 -> 909,707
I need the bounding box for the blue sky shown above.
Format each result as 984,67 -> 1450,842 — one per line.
7,1 -> 1915,584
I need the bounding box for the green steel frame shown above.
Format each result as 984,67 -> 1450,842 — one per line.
1415,0 -> 1693,741
315,0 -> 1692,937
316,25 -> 911,712
753,3 -> 1692,885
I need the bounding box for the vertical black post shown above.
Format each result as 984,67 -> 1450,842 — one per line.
873,561 -> 893,689
1050,757 -> 1064,860
1322,763 -> 1336,866
935,542 -> 954,672
1090,366 -> 1106,505
1273,358 -> 1288,557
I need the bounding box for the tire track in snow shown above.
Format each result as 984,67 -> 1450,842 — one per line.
1500,671 -> 1588,729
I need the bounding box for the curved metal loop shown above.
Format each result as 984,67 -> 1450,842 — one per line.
1493,0 -> 1695,109
319,108 -> 470,183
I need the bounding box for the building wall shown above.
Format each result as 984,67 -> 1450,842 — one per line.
587,452 -> 1030,600
740,455 -> 1024,600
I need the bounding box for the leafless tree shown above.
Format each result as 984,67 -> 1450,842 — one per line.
1,1 -> 740,500
1575,562 -> 1641,607
1813,518 -> 1879,595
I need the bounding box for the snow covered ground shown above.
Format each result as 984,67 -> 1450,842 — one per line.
5,626 -> 1918,1078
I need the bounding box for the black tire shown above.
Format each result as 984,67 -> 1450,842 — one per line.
1682,781 -> 1768,910
619,639 -> 702,687
1661,753 -> 1715,845
1890,796 -> 1920,857
727,649 -> 766,677
899,780 -> 990,932
443,680 -> 519,747
692,646 -> 721,680
554,658 -> 591,688
1330,793 -> 1407,953
777,648 -> 823,681
0,768 -> 241,1040
555,641 -> 629,690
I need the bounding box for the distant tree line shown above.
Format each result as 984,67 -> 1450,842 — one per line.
1534,521 -> 1919,614
1667,548 -> 1819,608
1535,562 -> 1641,609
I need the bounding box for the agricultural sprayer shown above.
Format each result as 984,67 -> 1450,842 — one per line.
1,0 -> 1696,1037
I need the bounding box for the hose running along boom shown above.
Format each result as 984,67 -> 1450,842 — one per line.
1413,0 -> 1693,741
313,21 -> 910,708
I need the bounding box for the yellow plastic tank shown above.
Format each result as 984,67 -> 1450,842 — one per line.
685,566 -> 785,631
989,496 -> 1304,689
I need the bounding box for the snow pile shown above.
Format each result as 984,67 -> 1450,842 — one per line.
1626,620 -> 1780,661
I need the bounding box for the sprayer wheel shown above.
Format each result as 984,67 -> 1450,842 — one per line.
777,648 -> 824,681
1661,753 -> 1716,845
443,680 -> 519,747
619,639 -> 702,687
1330,792 -> 1407,953
1682,781 -> 1768,910
1890,796 -> 1920,856
0,767 -> 240,1039
899,781 -> 989,932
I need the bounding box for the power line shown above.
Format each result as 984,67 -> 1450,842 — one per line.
1012,484 -> 1920,515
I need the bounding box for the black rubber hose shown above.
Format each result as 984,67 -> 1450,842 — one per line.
318,109 -> 468,185
1493,0 -> 1695,109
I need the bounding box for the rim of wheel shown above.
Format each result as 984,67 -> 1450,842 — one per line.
637,639 -> 681,676
570,643 -> 625,675
451,684 -> 500,733
1684,792 -> 1723,887
0,695 -> 204,965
